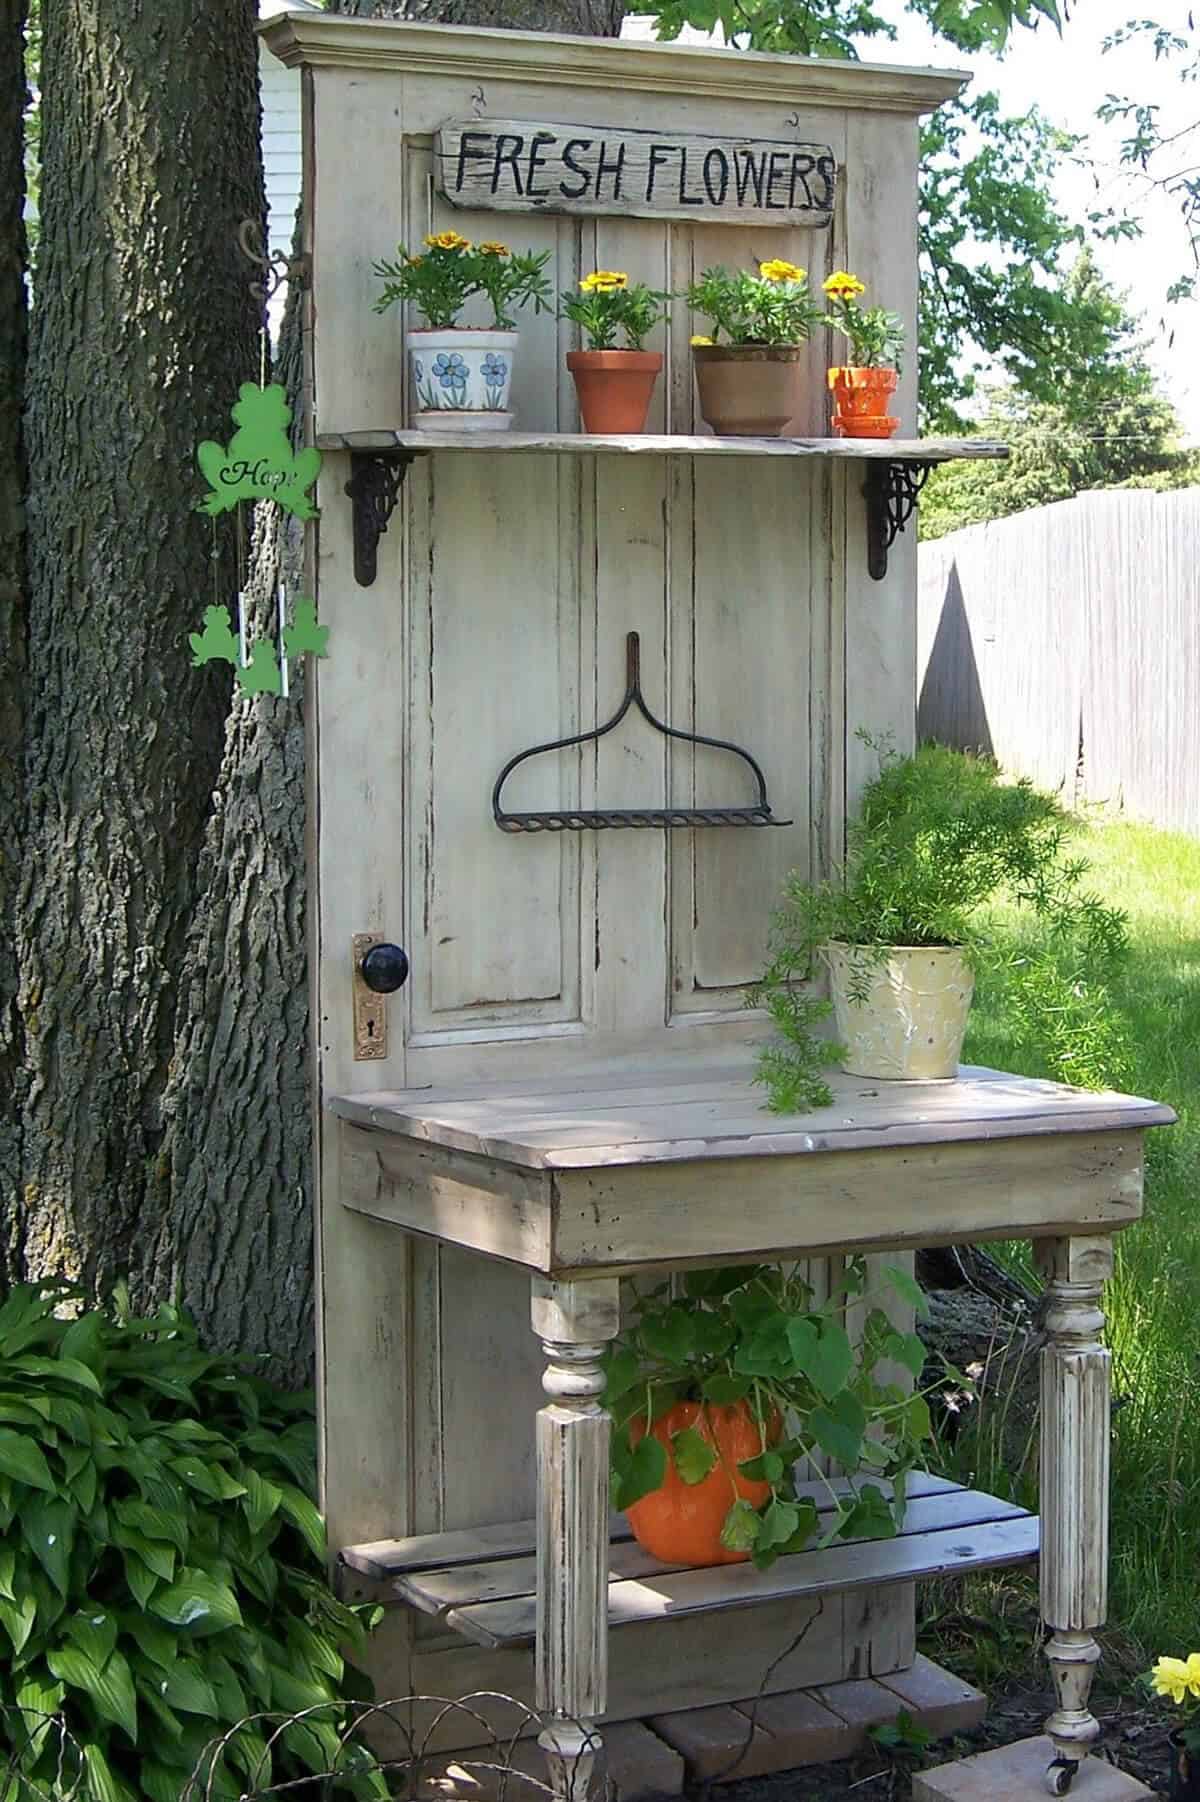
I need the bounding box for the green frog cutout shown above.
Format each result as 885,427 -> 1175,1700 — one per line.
196,383 -> 321,520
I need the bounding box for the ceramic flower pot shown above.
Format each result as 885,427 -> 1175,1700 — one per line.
567,349 -> 663,433
625,1399 -> 776,1567
823,943 -> 974,1081
408,327 -> 518,431
1170,1733 -> 1200,1802
692,344 -> 806,437
828,365 -> 899,439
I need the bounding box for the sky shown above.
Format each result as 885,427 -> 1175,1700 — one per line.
624,0 -> 1200,438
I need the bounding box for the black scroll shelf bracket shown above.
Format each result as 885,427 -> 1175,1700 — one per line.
345,450 -> 417,587
492,632 -> 791,833
865,460 -> 933,581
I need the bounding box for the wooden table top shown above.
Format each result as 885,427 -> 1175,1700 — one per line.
330,1053 -> 1174,1173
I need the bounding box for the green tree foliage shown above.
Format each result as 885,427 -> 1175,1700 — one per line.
920,253 -> 1195,536
1099,18 -> 1200,299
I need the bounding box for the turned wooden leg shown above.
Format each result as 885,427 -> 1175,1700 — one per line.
1036,1236 -> 1113,1796
531,1277 -> 621,1802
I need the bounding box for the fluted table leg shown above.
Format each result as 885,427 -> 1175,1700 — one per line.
1036,1236 -> 1114,1796
531,1277 -> 621,1802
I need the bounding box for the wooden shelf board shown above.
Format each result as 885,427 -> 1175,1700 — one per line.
315,429 -> 1008,462
343,1476 -> 1037,1651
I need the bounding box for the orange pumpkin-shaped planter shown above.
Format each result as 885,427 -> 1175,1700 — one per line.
625,1399 -> 779,1566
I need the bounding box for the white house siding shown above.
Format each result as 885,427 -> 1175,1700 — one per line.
259,0 -> 320,332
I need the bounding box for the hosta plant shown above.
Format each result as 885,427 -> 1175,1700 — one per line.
0,1282 -> 385,1802
605,1260 -> 939,1568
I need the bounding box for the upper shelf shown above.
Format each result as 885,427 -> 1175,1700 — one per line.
317,429 -> 1008,462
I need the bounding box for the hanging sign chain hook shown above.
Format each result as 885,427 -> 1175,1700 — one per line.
236,217 -> 311,306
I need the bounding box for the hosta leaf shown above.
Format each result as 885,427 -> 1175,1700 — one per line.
122,1552 -> 160,1611
612,1434 -> 666,1511
0,1430 -> 54,1492
285,1616 -> 344,1682
881,1264 -> 930,1319
48,1643 -> 138,1743
121,1612 -> 177,1670
0,1545 -> 15,1602
207,1652 -> 249,1722
883,1332 -> 928,1381
267,1662 -> 334,1715
59,1310 -> 106,1371
718,1498 -> 761,1552
14,1675 -> 66,1767
115,1498 -> 188,1558
134,1679 -> 184,1740
149,1568 -> 243,1636
114,1525 -> 175,1583
22,1496 -> 76,1596
670,1426 -> 716,1485
142,1762 -> 193,1802
0,1593 -> 38,1655
239,1467 -> 283,1537
83,1742 -> 139,1802
278,1483 -> 327,1563
226,1726 -> 273,1788
10,1355 -> 102,1394
0,1401 -> 47,1429
809,1392 -> 867,1470
65,1608 -> 118,1668
159,1657 -> 220,1716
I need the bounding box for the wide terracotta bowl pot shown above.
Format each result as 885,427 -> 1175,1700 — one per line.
692,344 -> 806,437
567,349 -> 662,434
624,1398 -> 776,1567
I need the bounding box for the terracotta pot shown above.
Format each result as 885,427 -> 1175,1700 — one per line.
625,1399 -> 776,1567
823,943 -> 974,1081
567,349 -> 662,433
692,344 -> 806,437
408,327 -> 518,431
828,365 -> 899,439
1170,1733 -> 1200,1802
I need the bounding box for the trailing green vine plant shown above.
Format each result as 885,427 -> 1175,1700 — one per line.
749,737 -> 1131,1112
605,1260 -> 945,1568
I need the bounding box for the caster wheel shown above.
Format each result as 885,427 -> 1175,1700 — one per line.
1047,1758 -> 1079,1796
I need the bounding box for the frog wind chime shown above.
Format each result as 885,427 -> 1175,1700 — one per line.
190,381 -> 327,697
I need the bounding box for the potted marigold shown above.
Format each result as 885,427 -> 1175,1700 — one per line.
1148,1654 -> 1200,1801
374,231 -> 552,431
687,259 -> 823,436
561,271 -> 671,433
605,1260 -> 937,1569
823,270 -> 905,439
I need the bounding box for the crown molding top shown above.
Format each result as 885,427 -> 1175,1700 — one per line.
258,13 -> 968,114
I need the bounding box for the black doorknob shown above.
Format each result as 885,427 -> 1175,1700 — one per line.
360,942 -> 410,994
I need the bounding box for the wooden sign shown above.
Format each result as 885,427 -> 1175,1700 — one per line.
436,119 -> 837,228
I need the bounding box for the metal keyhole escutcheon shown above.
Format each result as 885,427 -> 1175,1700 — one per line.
359,942 -> 410,993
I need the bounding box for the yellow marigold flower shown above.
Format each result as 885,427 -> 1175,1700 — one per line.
823,270 -> 866,300
1152,1657 -> 1194,1705
690,334 -> 713,346
407,255 -> 425,268
759,258 -> 806,284
1187,1653 -> 1200,1699
580,270 -> 629,293
426,230 -> 471,252
480,241 -> 510,257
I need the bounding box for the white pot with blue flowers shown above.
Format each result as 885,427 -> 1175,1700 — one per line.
374,230 -> 553,432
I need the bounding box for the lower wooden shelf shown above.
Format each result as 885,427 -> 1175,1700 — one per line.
341,1473 -> 1037,1651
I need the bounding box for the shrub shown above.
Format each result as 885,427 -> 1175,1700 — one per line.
0,1282 -> 384,1802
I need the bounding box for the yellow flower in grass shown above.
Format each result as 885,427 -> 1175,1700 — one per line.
426,230 -> 472,252
580,270 -> 629,293
480,241 -> 510,257
824,269 -> 866,300
759,258 -> 806,284
1151,1656 -> 1200,1704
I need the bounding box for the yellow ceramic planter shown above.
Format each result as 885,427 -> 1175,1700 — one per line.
824,943 -> 974,1080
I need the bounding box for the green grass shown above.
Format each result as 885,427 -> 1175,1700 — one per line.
945,817 -> 1200,1659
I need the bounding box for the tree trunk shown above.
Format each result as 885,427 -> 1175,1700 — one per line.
18,0 -> 264,1289
160,254 -> 315,1386
0,0 -> 27,1277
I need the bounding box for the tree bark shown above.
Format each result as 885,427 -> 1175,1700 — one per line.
18,0 -> 264,1289
0,0 -> 28,1276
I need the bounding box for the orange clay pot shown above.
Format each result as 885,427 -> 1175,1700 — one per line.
625,1399 -> 779,1567
828,365 -> 899,439
567,349 -> 663,433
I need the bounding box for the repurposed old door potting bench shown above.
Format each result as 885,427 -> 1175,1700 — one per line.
259,10 -> 1175,1799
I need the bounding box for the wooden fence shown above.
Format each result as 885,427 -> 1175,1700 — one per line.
917,487 -> 1200,838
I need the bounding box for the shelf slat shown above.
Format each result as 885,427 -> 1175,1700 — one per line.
316,429 -> 1007,461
